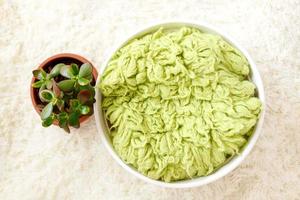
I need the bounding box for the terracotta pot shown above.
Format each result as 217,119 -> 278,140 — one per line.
30,53 -> 98,126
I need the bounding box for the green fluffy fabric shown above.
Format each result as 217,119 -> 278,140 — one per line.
99,27 -> 261,182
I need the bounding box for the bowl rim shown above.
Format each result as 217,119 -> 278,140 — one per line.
94,21 -> 266,188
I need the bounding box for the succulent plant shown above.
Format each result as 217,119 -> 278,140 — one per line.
32,63 -> 95,133
32,63 -> 64,89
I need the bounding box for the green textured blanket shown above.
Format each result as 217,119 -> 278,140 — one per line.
99,27 -> 261,182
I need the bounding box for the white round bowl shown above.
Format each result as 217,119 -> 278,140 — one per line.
94,21 -> 265,188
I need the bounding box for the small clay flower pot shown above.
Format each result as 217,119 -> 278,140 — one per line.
30,53 -> 98,126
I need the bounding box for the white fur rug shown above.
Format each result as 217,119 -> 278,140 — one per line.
0,0 -> 299,199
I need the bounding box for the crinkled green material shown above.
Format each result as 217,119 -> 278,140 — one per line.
99,27 -> 262,182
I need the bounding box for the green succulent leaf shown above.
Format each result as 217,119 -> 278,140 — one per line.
79,105 -> 90,115
52,80 -> 62,97
73,82 -> 80,93
41,102 -> 53,120
77,90 -> 91,104
57,112 -> 68,123
69,112 -> 80,128
87,74 -> 93,81
57,80 -> 75,92
69,99 -> 80,111
60,65 -> 75,78
42,114 -> 55,127
39,89 -> 55,102
79,63 -> 92,78
63,126 -> 70,133
45,79 -> 53,89
71,63 -> 79,75
33,69 -> 46,80
50,63 -> 65,77
56,99 -> 64,111
78,77 -> 90,86
32,80 -> 44,88
57,112 -> 70,133
38,84 -> 46,97
40,69 -> 47,79
32,70 -> 40,79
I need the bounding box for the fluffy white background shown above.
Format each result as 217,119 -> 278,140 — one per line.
0,0 -> 299,199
